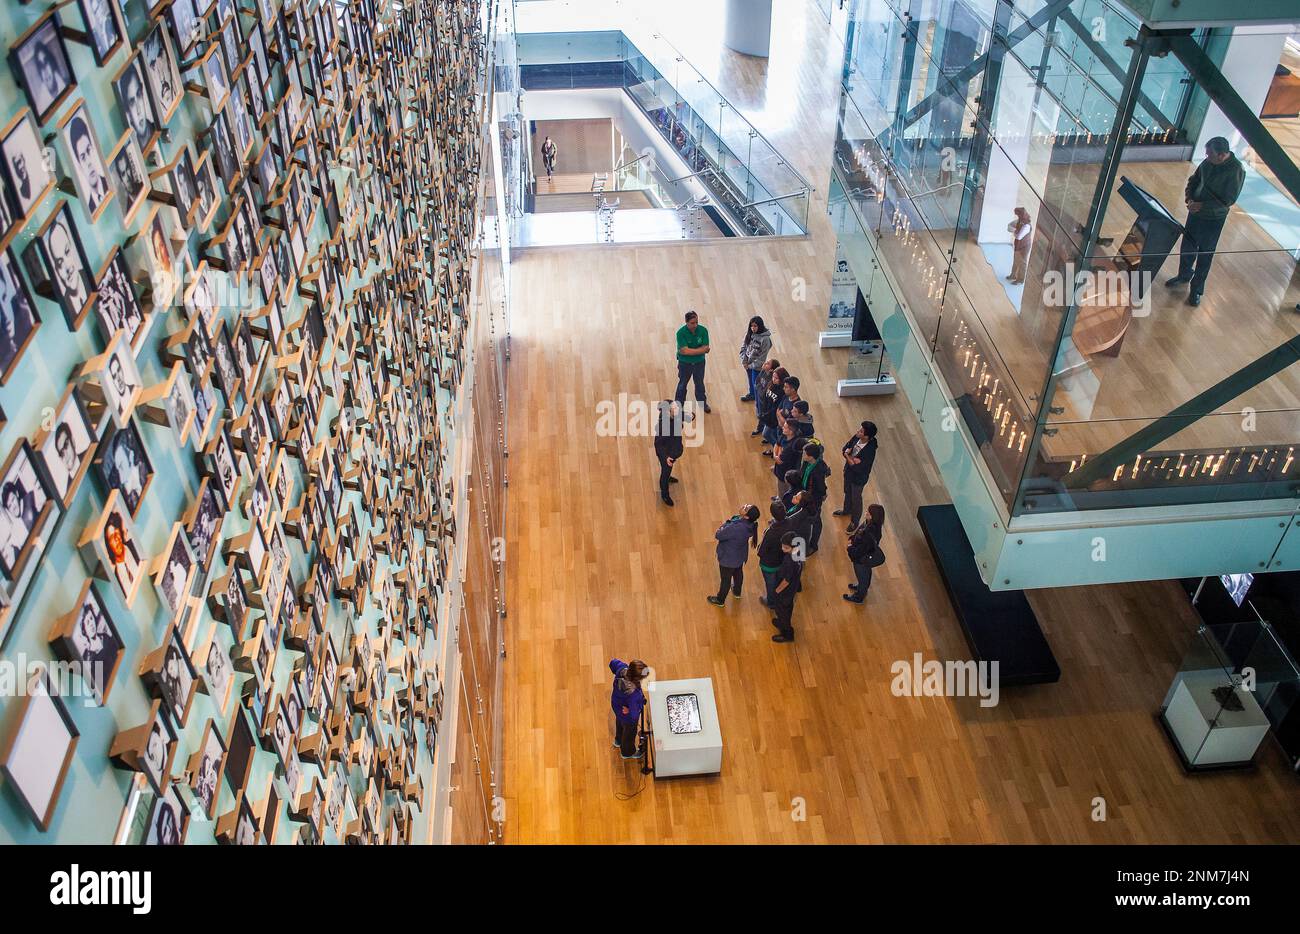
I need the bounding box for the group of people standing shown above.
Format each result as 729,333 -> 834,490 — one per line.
651,309 -> 887,644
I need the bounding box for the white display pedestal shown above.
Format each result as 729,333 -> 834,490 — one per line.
1161,670 -> 1269,769
646,678 -> 722,778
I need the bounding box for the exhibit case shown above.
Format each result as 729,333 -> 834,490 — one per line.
1160,625 -> 1270,770
0,0 -> 512,845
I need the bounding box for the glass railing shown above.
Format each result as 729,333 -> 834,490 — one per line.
515,28 -> 812,235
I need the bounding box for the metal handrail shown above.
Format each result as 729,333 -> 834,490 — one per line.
740,188 -> 811,210
643,30 -> 813,193
614,152 -> 650,172
664,167 -> 715,184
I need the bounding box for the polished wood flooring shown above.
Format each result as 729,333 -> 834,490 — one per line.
500,0 -> 1300,844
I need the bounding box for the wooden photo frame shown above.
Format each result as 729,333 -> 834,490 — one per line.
0,667 -> 80,831
78,489 -> 146,607
0,439 -> 58,582
33,383 -> 99,509
48,579 -> 124,706
8,12 -> 77,126
57,101 -> 114,223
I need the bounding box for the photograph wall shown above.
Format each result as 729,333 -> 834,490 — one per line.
0,0 -> 504,845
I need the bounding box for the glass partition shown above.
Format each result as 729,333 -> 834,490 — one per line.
519,27 -> 812,235
836,0 -> 1300,515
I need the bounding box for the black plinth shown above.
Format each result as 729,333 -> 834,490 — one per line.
917,504 -> 1060,686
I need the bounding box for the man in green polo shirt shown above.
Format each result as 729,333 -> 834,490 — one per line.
674,310 -> 711,413
1165,136 -> 1245,307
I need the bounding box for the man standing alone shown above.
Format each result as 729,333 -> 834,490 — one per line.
1166,137 -> 1244,307
674,310 -> 711,412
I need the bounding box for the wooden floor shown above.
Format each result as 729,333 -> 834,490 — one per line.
500,0 -> 1300,844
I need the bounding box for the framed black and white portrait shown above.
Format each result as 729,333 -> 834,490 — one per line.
140,23 -> 182,125
0,668 -> 79,831
35,384 -> 98,508
29,201 -> 94,329
100,333 -> 143,427
142,206 -> 177,304
191,376 -> 218,446
0,440 -> 55,581
0,109 -> 55,224
105,130 -> 149,226
154,525 -> 196,625
208,111 -> 239,185
170,146 -> 198,225
137,702 -> 177,795
112,54 -> 160,156
9,13 -> 76,126
212,321 -> 240,399
201,46 -> 230,114
93,248 -> 146,353
57,104 -> 112,222
185,476 -> 225,572
94,419 -> 153,518
164,364 -> 198,447
156,622 -> 197,723
166,0 -> 204,59
188,719 -> 225,819
78,0 -> 126,67
233,793 -> 259,845
202,627 -> 234,717
205,422 -> 241,506
48,579 -> 124,705
144,782 -> 188,845
193,151 -> 220,232
0,251 -> 38,388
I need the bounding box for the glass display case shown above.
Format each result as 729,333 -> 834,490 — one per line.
1160,624 -> 1272,770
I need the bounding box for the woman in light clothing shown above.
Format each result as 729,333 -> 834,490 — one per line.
739,316 -> 772,404
1007,206 -> 1032,284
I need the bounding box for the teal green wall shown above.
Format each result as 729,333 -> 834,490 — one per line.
0,0 -> 486,843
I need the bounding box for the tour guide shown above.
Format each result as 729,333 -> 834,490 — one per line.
674,310 -> 711,412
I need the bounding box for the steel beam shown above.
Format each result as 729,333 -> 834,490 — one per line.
1067,334 -> 1300,488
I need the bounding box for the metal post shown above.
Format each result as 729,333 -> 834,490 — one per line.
1011,29 -> 1154,516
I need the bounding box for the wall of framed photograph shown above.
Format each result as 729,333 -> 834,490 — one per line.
0,0 -> 515,845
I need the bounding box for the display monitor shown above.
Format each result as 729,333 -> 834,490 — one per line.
1221,573 -> 1253,608
666,694 -> 701,734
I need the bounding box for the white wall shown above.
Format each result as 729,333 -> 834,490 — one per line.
1195,25 -> 1291,155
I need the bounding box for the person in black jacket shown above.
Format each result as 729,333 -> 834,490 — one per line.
844,503 -> 885,603
834,421 -> 878,531
756,364 -> 787,454
770,532 -> 804,643
756,500 -> 789,607
653,400 -> 688,506
772,424 -> 804,499
798,441 -> 831,555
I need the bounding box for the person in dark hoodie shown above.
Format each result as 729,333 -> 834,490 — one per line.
770,532 -> 804,643
844,503 -> 886,603
757,364 -> 788,454
609,658 -> 649,758
798,441 -> 831,555
772,424 -> 805,499
653,400 -> 688,506
1166,136 -> 1245,307
834,420 -> 878,531
756,500 -> 789,607
739,316 -> 772,404
708,504 -> 760,606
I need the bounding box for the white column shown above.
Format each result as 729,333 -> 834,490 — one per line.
1195,25 -> 1289,155
724,0 -> 773,57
